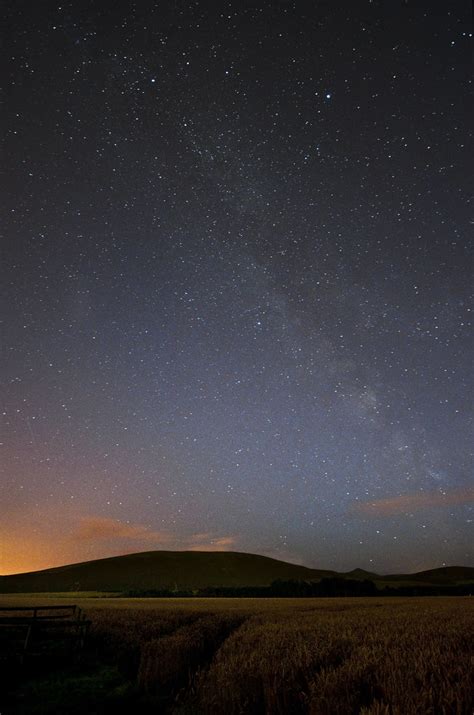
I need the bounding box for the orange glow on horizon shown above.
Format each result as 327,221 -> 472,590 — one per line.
0,516 -> 239,576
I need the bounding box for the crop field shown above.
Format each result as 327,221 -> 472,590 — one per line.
1,596 -> 473,714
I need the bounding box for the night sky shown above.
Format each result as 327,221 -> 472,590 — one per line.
1,1 -> 473,576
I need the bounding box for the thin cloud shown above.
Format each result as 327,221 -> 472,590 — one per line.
188,535 -> 237,551
351,487 -> 474,516
73,517 -> 238,552
188,532 -> 214,543
74,517 -> 172,543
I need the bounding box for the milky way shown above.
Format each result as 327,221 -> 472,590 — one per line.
1,1 -> 472,574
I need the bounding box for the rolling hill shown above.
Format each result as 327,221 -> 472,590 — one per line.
0,550 -> 335,593
0,551 -> 472,593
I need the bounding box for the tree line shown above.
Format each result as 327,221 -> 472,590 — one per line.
122,577 -> 472,598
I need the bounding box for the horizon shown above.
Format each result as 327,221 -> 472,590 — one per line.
2,2 -> 472,576
1,545 -> 472,579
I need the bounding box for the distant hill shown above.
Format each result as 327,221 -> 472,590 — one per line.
0,551 -> 472,594
0,550 -> 335,593
342,569 -> 378,579
340,566 -> 474,585
379,566 -> 474,585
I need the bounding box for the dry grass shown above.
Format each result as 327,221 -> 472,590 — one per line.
138,613 -> 245,696
87,607 -> 206,678
195,600 -> 473,714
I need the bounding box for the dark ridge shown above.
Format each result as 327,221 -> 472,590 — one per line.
1,551 -> 472,593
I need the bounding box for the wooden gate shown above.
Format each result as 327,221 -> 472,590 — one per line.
0,605 -> 91,664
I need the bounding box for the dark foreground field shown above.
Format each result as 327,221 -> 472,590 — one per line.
1,596 -> 472,714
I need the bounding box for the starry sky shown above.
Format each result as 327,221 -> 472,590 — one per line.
1,1 -> 473,576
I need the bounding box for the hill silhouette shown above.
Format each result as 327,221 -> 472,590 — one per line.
0,550 -> 335,593
379,566 -> 474,584
0,551 -> 472,594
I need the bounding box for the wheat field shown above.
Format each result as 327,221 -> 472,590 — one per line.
78,597 -> 474,714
